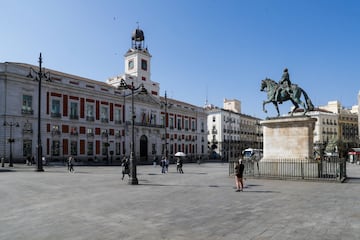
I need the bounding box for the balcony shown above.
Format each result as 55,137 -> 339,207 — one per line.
101,132 -> 109,138
21,109 -> 34,115
51,130 -> 61,136
23,129 -> 33,134
86,116 -> 95,122
125,121 -> 164,129
87,133 -> 94,137
115,120 -> 122,124
51,112 -> 62,118
70,114 -> 79,120
101,118 -> 109,123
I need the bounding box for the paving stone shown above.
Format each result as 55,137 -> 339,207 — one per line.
0,163 -> 359,240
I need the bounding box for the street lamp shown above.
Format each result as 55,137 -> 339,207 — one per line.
3,121 -> 19,167
162,91 -> 170,159
27,53 -> 51,172
118,78 -> 147,185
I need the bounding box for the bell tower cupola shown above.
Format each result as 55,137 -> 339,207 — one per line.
131,27 -> 145,49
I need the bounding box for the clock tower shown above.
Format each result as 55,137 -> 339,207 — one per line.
107,26 -> 160,96
124,26 -> 157,94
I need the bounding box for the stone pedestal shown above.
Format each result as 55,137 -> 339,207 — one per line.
258,116 -> 318,178
260,116 -> 317,162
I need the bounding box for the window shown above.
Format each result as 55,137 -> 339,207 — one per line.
51,99 -> 61,117
87,142 -> 94,156
22,95 -> 33,114
52,140 -> 60,156
152,144 -> 156,155
23,122 -> 33,134
170,117 -> 174,128
191,120 -> 196,131
115,109 -> 122,124
151,112 -> 156,124
170,144 -> 174,154
70,102 -> 78,119
23,140 -> 32,157
177,119 -> 181,130
102,142 -> 109,156
141,59 -> 147,71
185,119 -> 189,130
162,114 -> 166,127
71,141 -> 77,155
87,128 -> 94,137
86,105 -> 94,121
70,127 -> 78,135
101,129 -> 108,137
101,106 -> 108,123
116,142 -> 121,155
115,130 -> 121,137
52,125 -> 61,135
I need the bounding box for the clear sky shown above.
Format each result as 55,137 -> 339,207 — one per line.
1,0 -> 359,119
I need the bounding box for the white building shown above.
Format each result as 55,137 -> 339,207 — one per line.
0,27 -> 207,164
206,99 -> 262,160
292,100 -> 358,157
305,109 -> 338,144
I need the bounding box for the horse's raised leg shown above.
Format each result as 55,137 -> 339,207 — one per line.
263,100 -> 271,113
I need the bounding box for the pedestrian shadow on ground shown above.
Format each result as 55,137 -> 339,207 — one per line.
138,181 -> 279,193
0,169 -> 12,172
144,172 -> 207,176
344,177 -> 360,184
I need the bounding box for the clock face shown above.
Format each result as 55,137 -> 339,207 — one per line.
128,60 -> 134,70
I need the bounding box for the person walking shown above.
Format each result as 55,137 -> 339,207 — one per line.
234,159 -> 245,192
176,157 -> 180,173
68,156 -> 75,173
178,157 -> 184,174
121,157 -> 130,180
153,156 -> 157,167
165,156 -> 169,173
160,157 -> 166,174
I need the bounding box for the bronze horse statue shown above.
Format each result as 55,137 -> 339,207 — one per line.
260,78 -> 314,117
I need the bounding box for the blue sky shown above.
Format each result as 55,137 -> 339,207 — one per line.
1,0 -> 360,119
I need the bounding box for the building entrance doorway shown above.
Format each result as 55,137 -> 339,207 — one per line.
140,135 -> 148,162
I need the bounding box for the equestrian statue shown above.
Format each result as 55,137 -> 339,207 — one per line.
260,68 -> 314,117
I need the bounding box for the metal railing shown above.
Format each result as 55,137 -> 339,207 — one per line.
229,157 -> 346,182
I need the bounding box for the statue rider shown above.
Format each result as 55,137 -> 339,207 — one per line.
275,68 -> 292,104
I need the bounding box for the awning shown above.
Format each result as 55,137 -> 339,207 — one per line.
348,148 -> 360,155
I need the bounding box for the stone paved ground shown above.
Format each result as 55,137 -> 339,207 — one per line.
1,162 -> 360,240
